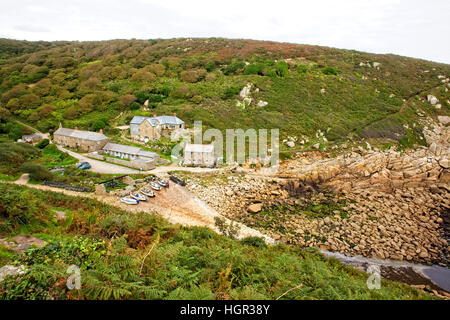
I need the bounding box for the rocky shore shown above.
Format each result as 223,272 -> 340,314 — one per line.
183,119 -> 450,266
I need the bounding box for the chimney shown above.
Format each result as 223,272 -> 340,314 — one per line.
153,113 -> 157,118
74,126 -> 78,130
173,112 -> 177,117
99,129 -> 103,134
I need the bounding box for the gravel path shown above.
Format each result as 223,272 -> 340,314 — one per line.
10,174 -> 274,243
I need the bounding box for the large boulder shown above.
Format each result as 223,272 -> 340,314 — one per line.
437,115 -> 450,125
439,158 -> 449,169
427,95 -> 438,105
95,184 -> 107,195
248,203 -> 263,213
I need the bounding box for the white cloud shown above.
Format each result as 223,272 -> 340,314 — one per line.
0,0 -> 449,63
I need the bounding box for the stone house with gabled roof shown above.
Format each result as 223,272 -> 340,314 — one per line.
53,124 -> 109,152
183,143 -> 216,167
130,113 -> 185,141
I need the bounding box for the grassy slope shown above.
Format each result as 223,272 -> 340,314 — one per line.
0,38 -> 448,149
0,183 -> 433,300
0,38 -> 70,62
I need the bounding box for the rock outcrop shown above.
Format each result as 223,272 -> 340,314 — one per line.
184,119 -> 450,266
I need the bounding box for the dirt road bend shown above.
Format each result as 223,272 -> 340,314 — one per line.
10,174 -> 274,243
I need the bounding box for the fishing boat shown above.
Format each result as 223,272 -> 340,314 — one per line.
149,182 -> 161,191
120,197 -> 139,205
130,193 -> 147,201
156,179 -> 169,188
140,188 -> 155,197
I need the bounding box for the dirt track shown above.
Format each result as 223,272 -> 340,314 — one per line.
11,174 -> 274,242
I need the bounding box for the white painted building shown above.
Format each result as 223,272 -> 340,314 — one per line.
183,143 -> 215,167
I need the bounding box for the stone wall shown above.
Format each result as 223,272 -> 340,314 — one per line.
87,153 -> 105,161
54,135 -> 108,152
106,157 -> 155,170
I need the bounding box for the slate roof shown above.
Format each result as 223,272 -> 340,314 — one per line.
137,150 -> 159,158
103,142 -> 141,154
130,115 -> 184,127
103,143 -> 158,159
54,128 -> 108,141
22,133 -> 42,139
184,143 -> 214,153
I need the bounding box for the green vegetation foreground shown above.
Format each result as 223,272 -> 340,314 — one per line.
0,183 -> 433,300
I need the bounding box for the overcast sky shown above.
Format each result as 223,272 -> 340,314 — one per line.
1,0 -> 449,64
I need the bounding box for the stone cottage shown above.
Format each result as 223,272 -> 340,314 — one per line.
130,113 -> 185,141
53,124 -> 109,152
22,133 -> 43,144
183,143 -> 215,167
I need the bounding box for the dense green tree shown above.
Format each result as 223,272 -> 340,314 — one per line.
119,94 -> 136,109
91,118 -> 108,131
8,125 -> 22,140
129,102 -> 140,110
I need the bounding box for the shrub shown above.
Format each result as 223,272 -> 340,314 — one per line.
180,69 -> 206,83
323,66 -> 338,75
214,216 -> 240,239
191,95 -> 203,104
240,236 -> 267,248
131,70 -> 156,82
223,86 -> 241,99
20,162 -> 53,181
0,142 -> 40,171
205,73 -> 217,82
129,102 -> 140,110
172,85 -> 191,99
0,183 -> 50,232
135,91 -> 149,104
243,63 -> 265,75
147,94 -> 163,103
266,70 -> 277,77
7,125 -> 22,141
35,138 -> 49,149
91,119 -> 108,131
204,61 -> 215,72
275,61 -> 289,77
119,94 -> 136,109
297,64 -> 309,74
222,61 -> 245,75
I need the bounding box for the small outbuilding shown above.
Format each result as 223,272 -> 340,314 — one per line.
22,133 -> 43,144
183,143 -> 215,167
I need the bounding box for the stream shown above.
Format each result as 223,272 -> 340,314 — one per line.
321,250 -> 450,293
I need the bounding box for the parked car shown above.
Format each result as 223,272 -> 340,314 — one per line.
76,162 -> 91,170
169,175 -> 186,186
